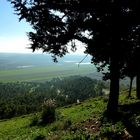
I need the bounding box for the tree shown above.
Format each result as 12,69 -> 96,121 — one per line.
131,26 -> 140,99
9,0 -> 140,118
122,25 -> 140,98
122,58 -> 135,98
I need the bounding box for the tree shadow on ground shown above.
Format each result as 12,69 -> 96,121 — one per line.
101,101 -> 140,140
119,101 -> 140,139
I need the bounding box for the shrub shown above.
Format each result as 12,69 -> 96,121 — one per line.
40,99 -> 56,125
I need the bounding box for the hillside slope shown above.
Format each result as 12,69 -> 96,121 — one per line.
0,91 -> 140,140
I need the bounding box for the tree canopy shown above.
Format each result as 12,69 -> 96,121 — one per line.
9,0 -> 140,118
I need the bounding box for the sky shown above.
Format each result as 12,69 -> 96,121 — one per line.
0,0 -> 33,53
0,1 -> 85,54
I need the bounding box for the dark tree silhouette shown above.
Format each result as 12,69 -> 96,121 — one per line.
123,59 -> 135,98
122,25 -> 140,98
132,27 -> 140,99
9,0 -> 140,118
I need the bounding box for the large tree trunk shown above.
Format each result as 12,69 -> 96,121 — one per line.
136,73 -> 140,99
107,57 -> 120,119
128,77 -> 133,98
106,3 -> 121,119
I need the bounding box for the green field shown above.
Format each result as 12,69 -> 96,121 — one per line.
0,65 -> 98,82
0,53 -> 102,83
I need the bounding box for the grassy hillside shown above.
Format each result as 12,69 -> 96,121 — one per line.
0,97 -> 105,140
1,89 -> 140,140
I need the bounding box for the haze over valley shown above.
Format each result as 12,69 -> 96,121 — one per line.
0,53 -> 102,82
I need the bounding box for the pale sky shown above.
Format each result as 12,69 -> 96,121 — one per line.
0,1 -> 85,54
0,0 -> 33,53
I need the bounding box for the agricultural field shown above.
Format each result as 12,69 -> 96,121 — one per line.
0,53 -> 101,82
0,64 -> 99,82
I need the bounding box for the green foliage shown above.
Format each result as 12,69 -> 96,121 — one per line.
1,84 -> 140,139
30,113 -> 39,126
0,96 -> 106,139
100,121 -> 125,139
40,99 -> 56,125
61,132 -> 92,140
59,119 -> 72,130
0,76 -> 107,119
2,92 -> 140,139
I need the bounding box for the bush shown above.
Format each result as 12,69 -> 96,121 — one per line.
40,99 -> 56,125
